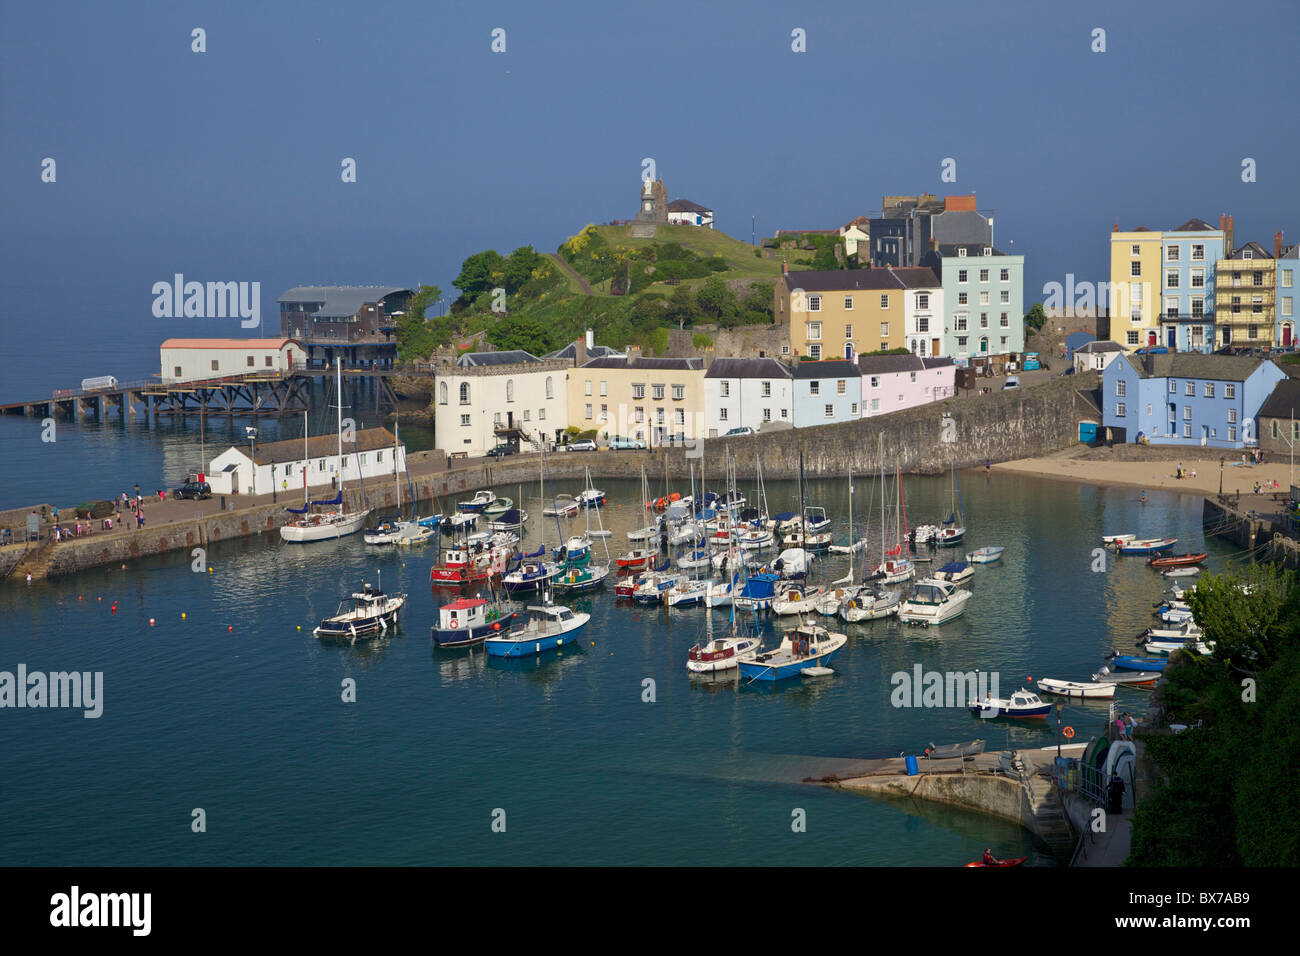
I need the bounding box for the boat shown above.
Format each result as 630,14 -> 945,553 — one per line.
1145,638 -> 1214,656
552,562 -> 609,593
617,548 -> 659,571
1035,678 -> 1116,700
487,508 -> 528,532
553,468 -> 611,593
430,597 -> 518,648
736,527 -> 777,551
867,447 -> 915,584
781,528 -> 831,552
395,522 -> 435,546
1141,621 -> 1202,643
429,540 -> 512,584
553,535 -> 592,567
665,578 -> 710,608
923,739 -> 986,760
968,689 -> 1051,719
771,583 -> 825,616
363,515 -> 405,545
313,579 -> 405,641
966,546 -> 1004,564
934,460 -> 966,547
963,856 -> 1027,868
482,495 -> 513,517
899,578 -> 972,627
576,471 -> 606,510
933,561 -> 974,585
676,546 -> 714,570
670,521 -> 703,546
687,629 -> 762,673
1118,537 -> 1178,555
734,570 -> 781,611
737,622 -> 847,682
632,570 -> 683,604
483,603 -> 590,657
1102,533 -> 1135,546
1148,552 -> 1207,568
771,547 -> 812,579
501,560 -> 563,596
815,585 -> 859,616
542,494 -> 579,518
705,577 -> 736,608
1091,666 -> 1158,687
1109,655 -> 1167,672
911,523 -> 941,547
444,511 -> 478,531
627,525 -> 659,542
457,490 -> 496,513
1164,566 -> 1201,578
839,585 -> 902,622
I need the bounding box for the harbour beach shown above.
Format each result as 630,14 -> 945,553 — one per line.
994,451 -> 1294,498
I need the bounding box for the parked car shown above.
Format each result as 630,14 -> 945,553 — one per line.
608,436 -> 645,450
565,439 -> 598,452
173,481 -> 212,500
486,444 -> 516,458
724,426 -> 756,437
1002,377 -> 1020,390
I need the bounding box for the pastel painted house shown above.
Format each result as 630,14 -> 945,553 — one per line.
703,357 -> 793,435
858,354 -> 956,417
207,426 -> 403,497
919,243 -> 1025,359
1072,339 -> 1124,374
1101,353 -> 1285,448
791,360 -> 861,427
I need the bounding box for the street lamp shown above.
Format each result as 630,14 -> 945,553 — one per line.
246,426 -> 258,495
1055,700 -> 1064,760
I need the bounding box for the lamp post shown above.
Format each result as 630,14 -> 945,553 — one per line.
246,426 -> 258,496
1055,700 -> 1064,760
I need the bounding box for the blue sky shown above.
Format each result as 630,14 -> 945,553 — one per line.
2,0 -> 1297,388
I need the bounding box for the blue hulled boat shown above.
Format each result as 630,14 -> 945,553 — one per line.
737,623 -> 847,682
1110,655 -> 1168,672
484,604 -> 590,657
501,560 -> 562,595
734,570 -> 781,611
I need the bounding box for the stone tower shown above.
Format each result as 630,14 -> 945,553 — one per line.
636,177 -> 669,224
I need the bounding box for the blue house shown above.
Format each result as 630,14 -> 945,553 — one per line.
791,360 -> 862,427
1101,353 -> 1286,448
1158,218 -> 1225,354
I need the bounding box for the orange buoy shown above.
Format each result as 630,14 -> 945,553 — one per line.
1063,726 -> 1075,739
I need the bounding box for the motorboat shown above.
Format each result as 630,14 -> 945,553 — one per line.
576,487 -> 606,509
1035,678 -> 1116,700
482,495 -> 513,517
737,623 -> 847,682
542,494 -> 579,518
483,604 -> 589,658
1164,566 -> 1201,578
487,508 -> 528,532
1109,654 -> 1167,672
839,585 -> 901,622
736,528 -> 777,551
363,515 -> 405,545
1091,666 -> 1159,687
457,490 -> 496,513
430,597 -> 517,649
932,561 -> 974,585
552,563 -> 610,593
687,630 -> 762,673
1148,552 -> 1207,568
898,579 -> 971,627
968,688 -> 1051,719
771,583 -> 825,616
1102,533 -> 1135,546
1119,537 -> 1177,555
395,522 -> 436,546
553,535 -> 592,567
444,511 -> 478,531
626,525 -> 660,543
313,581 -> 405,641
669,521 -> 703,546
966,547 -> 1004,564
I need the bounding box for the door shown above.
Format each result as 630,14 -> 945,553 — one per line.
1285,324 -> 1293,347
932,337 -> 940,355
1148,332 -> 1157,347
1167,327 -> 1177,349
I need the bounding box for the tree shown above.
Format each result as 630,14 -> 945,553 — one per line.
695,276 -> 736,321
503,246 -> 543,294
665,285 -> 700,329
485,316 -> 553,356
453,250 -> 506,303
1024,303 -> 1047,334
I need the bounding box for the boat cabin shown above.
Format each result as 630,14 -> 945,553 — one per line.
439,597 -> 494,631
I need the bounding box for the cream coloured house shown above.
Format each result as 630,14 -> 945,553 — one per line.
568,356 -> 704,447
434,351 -> 569,456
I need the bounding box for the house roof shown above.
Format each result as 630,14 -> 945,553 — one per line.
245,426 -> 397,466
1125,353 -> 1272,382
667,199 -> 711,214
792,360 -> 860,379
160,338 -> 300,350
1170,218 -> 1218,232
1258,378 -> 1300,419
930,243 -> 1008,257
781,266 -> 939,293
858,353 -> 925,374
1075,340 -> 1122,353
579,356 -> 702,371
922,356 -> 955,369
543,341 -> 625,361
704,358 -> 792,379
1229,242 -> 1273,260
456,350 -> 539,367
277,286 -> 412,319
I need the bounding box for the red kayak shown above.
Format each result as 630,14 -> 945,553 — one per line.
1147,552 -> 1207,568
963,856 -> 1027,868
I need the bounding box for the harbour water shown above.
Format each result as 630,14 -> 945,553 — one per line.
0,468 -> 1236,865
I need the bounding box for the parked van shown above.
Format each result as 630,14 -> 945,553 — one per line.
81,375 -> 119,391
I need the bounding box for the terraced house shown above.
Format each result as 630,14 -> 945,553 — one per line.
703,357 -> 793,435
775,264 -> 938,360
1275,234 -> 1299,349
1108,226 -> 1162,351
1216,238 -> 1277,349
568,355 -> 704,448
791,359 -> 861,427
434,350 -> 570,456
1158,218 -> 1225,354
919,242 -> 1024,359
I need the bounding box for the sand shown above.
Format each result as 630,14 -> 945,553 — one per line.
992,454 -> 1295,498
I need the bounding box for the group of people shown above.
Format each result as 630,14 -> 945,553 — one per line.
1174,463 -> 1197,480
1114,712 -> 1137,740
1253,478 -> 1282,494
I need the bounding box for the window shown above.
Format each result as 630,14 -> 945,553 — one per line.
958,269 -> 968,283
1191,244 -> 1204,261
1253,271 -> 1264,287
675,409 -> 685,426
600,404 -> 608,420
1190,268 -> 1205,289
1131,261 -> 1142,277
762,408 -> 772,421
632,383 -> 645,399
761,381 -> 771,397
656,408 -> 665,424
879,295 -> 889,308
1000,268 -> 1010,281
955,313 -> 968,331
266,356 -> 274,367
809,344 -> 821,360
506,380 -> 514,402
979,291 -> 990,306
459,382 -> 470,404
539,409 -> 545,420
652,384 -> 665,400
909,371 -> 917,383
1116,403 -> 1126,417
781,408 -> 788,418
844,324 -> 853,339
719,407 -> 728,421
1243,249 -> 1254,260
809,381 -> 820,395
634,407 -> 644,423
917,317 -> 929,333
720,381 -> 730,398
836,379 -> 846,394
1146,404 -> 1152,415
957,336 -> 968,349
807,295 -> 822,312
1249,325 -> 1259,340
174,366 -> 182,377
958,247 -> 967,258
780,345 -> 790,356
844,296 -> 854,310
1184,406 -> 1192,421
599,381 -> 607,396
979,269 -> 989,282
493,411 -> 502,425
1205,383 -> 1215,398
1131,244 -> 1140,256
1185,423 -> 1193,439
246,355 -> 255,367
957,292 -> 968,305
871,398 -> 880,411
1000,313 -> 1009,328
806,322 -> 822,341
1285,298 -> 1294,317
460,414 -> 470,426
1167,246 -> 1180,261
584,380 -> 592,395
1228,425 -> 1237,442
999,290 -> 1010,305
1165,299 -> 1179,319
1116,380 -> 1128,398
982,247 -> 991,256
1185,381 -> 1194,396
584,403 -> 592,419
1169,380 -> 1177,393
870,376 -> 879,388
1283,269 -> 1294,288
1191,297 -> 1204,317
824,404 -> 834,419
1127,330 -> 1140,345
851,403 -> 858,415
211,360 -> 219,371
980,313 -> 989,328
672,384 -> 685,400
545,376 -> 553,399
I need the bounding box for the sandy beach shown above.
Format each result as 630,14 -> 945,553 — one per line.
993,453 -> 1295,498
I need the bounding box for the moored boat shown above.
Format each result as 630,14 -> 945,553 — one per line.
1109,654 -> 1167,672
483,604 -> 589,657
839,585 -> 901,622
1035,678 -> 1116,700
313,581 -> 405,641
430,597 -> 518,648
968,688 -> 1051,719
899,578 -> 971,627
1118,537 -> 1177,555
687,630 -> 762,673
1147,551 -> 1207,568
1091,666 -> 1158,687
933,561 -> 974,585
457,490 -> 496,513
966,546 -> 1004,564
737,622 -> 847,682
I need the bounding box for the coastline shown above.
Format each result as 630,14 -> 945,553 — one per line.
992,454 -> 1293,498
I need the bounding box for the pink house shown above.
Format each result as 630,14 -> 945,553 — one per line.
859,354 -> 956,417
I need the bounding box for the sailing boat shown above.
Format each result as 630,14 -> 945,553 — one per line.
281,358 -> 371,542
819,466 -> 862,615
554,466 -> 611,593
773,451 -> 825,615
865,438 -> 914,585
934,459 -> 966,547
667,462 -> 710,607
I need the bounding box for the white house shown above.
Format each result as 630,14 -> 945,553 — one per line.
902,276 -> 946,358
161,338 -> 307,382
859,354 -> 956,417
703,358 -> 793,436
1073,339 -> 1125,374
206,426 -> 403,497
434,350 -> 570,456
667,199 -> 714,228
840,217 -> 870,258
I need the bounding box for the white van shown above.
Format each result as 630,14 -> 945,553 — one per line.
81,376 -> 119,391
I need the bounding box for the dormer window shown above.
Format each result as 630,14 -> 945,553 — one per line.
982,247 -> 991,256
1243,248 -> 1253,260
957,248 -> 967,258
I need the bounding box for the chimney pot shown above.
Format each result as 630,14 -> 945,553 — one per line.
1113,223 -> 1119,232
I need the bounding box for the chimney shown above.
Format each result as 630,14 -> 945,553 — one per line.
1227,215 -> 1235,252
1113,223 -> 1119,232
1220,213 -> 1227,232
781,259 -> 789,275
1275,230 -> 1284,260
585,327 -> 594,350
575,335 -> 587,367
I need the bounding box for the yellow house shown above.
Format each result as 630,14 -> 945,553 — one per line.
567,355 -> 704,447
1216,241 -> 1277,348
775,265 -> 930,359
1109,227 -> 1162,350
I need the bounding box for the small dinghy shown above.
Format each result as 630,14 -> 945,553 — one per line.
1164,566 -> 1201,578
617,548 -> 659,571
1109,654 -> 1167,672
1119,537 -> 1177,555
482,495 -> 513,517
1036,678 -> 1116,700
923,739 -> 985,760
1102,533 -> 1135,546
1148,551 -> 1206,568
800,666 -> 834,678
1091,666 -> 1158,687
966,546 -> 1004,564
542,495 -> 579,518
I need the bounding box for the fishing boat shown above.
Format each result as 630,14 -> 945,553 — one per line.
899,579 -> 972,627
1035,678 -> 1116,700
482,495 -> 513,517
839,585 -> 902,622
487,508 -> 528,532
1091,666 -> 1159,687
687,629 -> 762,673
457,490 -> 496,513
542,494 -> 579,518
737,622 -> 847,682
968,689 -> 1051,719
430,597 -> 518,649
429,541 -> 512,584
501,560 -> 562,596
483,603 -> 590,658
313,579 -> 405,641
1118,537 -> 1178,555
933,561 -> 974,585
1109,654 -> 1167,672
1148,552 -> 1207,568
966,546 -> 1004,564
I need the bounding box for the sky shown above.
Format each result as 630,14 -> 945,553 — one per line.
2,0 -> 1298,394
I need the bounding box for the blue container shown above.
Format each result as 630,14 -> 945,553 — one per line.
905,755 -> 919,776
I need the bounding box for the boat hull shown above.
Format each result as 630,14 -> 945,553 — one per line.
281,510 -> 369,542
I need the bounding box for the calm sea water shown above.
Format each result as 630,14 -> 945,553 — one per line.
0,465 -> 1236,866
